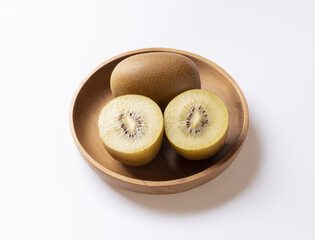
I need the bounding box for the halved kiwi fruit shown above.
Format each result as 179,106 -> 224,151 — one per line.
98,95 -> 164,166
164,89 -> 229,160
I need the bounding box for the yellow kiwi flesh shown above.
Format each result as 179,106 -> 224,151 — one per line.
164,89 -> 229,160
98,95 -> 164,166
110,52 -> 201,109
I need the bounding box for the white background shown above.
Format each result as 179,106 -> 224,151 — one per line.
1,0 -> 315,239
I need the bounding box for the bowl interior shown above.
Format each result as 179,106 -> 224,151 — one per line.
72,50 -> 246,181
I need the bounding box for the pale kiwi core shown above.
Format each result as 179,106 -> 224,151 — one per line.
164,89 -> 229,159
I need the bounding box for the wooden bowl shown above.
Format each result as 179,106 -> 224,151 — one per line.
70,48 -> 249,194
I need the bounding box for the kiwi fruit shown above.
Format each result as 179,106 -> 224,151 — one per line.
110,52 -> 201,109
98,95 -> 164,166
164,89 -> 229,160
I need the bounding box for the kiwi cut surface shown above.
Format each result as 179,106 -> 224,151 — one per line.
164,89 -> 229,160
98,95 -> 164,166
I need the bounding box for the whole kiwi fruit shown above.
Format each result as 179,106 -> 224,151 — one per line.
110,52 -> 201,109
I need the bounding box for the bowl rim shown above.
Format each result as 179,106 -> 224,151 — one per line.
69,47 -> 249,188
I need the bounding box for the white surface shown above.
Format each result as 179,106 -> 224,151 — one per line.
1,0 -> 315,239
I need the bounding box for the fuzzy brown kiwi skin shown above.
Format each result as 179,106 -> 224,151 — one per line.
110,52 -> 201,109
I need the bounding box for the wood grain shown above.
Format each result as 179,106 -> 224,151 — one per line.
69,48 -> 249,194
